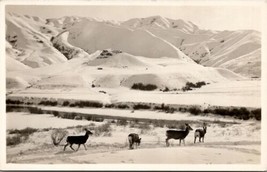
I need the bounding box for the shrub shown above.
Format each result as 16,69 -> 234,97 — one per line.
9,127 -> 38,136
7,127 -> 38,146
39,100 -> 58,106
137,123 -> 151,130
152,120 -> 165,128
81,101 -> 103,108
92,117 -> 104,122
51,129 -> 68,146
94,123 -> 112,136
239,107 -> 250,120
69,103 -> 75,107
28,107 -> 43,114
182,86 -> 192,92
196,81 -> 206,88
182,81 -> 206,91
213,108 -> 231,116
230,108 -> 240,117
203,109 -> 211,114
131,83 -> 157,91
6,99 -> 23,105
162,87 -> 169,92
84,115 -> 93,121
58,112 -> 76,119
105,104 -> 115,108
186,82 -> 196,88
251,109 -> 261,121
133,104 -> 151,110
117,104 -> 130,109
62,101 -> 70,106
7,135 -> 21,146
117,119 -> 128,126
188,107 -> 202,115
153,106 -> 162,111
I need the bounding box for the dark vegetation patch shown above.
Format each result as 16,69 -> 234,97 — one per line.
6,96 -> 261,121
133,104 -> 151,110
131,83 -> 157,91
7,127 -> 38,146
182,81 -> 207,92
153,103 -> 175,113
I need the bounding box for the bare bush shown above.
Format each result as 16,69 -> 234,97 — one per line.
51,129 -> 68,146
93,123 -> 112,136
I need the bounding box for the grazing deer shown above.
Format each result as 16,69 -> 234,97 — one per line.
166,123 -> 193,146
194,123 -> 207,143
63,129 -> 93,151
128,133 -> 141,149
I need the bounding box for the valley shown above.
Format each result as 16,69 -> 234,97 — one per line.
5,11 -> 262,165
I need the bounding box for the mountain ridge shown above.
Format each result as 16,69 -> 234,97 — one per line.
6,13 -> 261,78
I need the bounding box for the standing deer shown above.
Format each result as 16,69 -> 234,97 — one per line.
63,129 -> 93,151
128,133 -> 141,149
166,123 -> 193,146
194,123 -> 207,143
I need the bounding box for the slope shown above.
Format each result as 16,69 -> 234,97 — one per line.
121,16 -> 261,78
66,19 -> 192,61
6,12 -> 68,68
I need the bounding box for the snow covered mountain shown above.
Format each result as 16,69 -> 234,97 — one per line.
5,13 -> 261,92
121,16 -> 261,78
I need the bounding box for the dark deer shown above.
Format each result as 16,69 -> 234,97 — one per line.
194,123 -> 207,143
128,133 -> 141,149
63,129 -> 93,151
166,123 -> 193,146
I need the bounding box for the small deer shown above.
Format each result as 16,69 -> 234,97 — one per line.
63,129 -> 93,151
166,123 -> 193,146
194,123 -> 207,143
128,133 -> 141,149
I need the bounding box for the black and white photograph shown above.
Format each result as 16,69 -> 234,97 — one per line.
0,0 -> 266,170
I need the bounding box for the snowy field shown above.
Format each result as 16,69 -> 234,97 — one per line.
6,111 -> 261,164
6,79 -> 261,164
8,80 -> 261,108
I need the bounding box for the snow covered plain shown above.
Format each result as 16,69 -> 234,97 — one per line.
6,112 -> 260,164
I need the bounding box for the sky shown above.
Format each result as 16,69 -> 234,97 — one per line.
6,4 -> 262,31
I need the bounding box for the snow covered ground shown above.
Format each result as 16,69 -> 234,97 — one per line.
6,113 -> 261,164
8,80 -> 260,108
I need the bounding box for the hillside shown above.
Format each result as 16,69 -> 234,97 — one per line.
5,13 -> 261,94
121,16 -> 261,78
6,14 -> 261,78
5,13 -> 68,68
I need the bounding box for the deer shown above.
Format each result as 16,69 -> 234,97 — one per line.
194,123 -> 207,143
128,133 -> 141,149
63,129 -> 93,151
166,123 -> 193,146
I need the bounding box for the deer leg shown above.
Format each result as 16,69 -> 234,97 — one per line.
199,137 -> 201,142
83,144 -> 87,150
63,143 -> 69,151
166,138 -> 170,147
203,137 -> 205,143
179,139 -> 181,146
76,144 -> 80,151
194,137 -> 196,144
183,139 -> 185,145
70,144 -> 75,151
